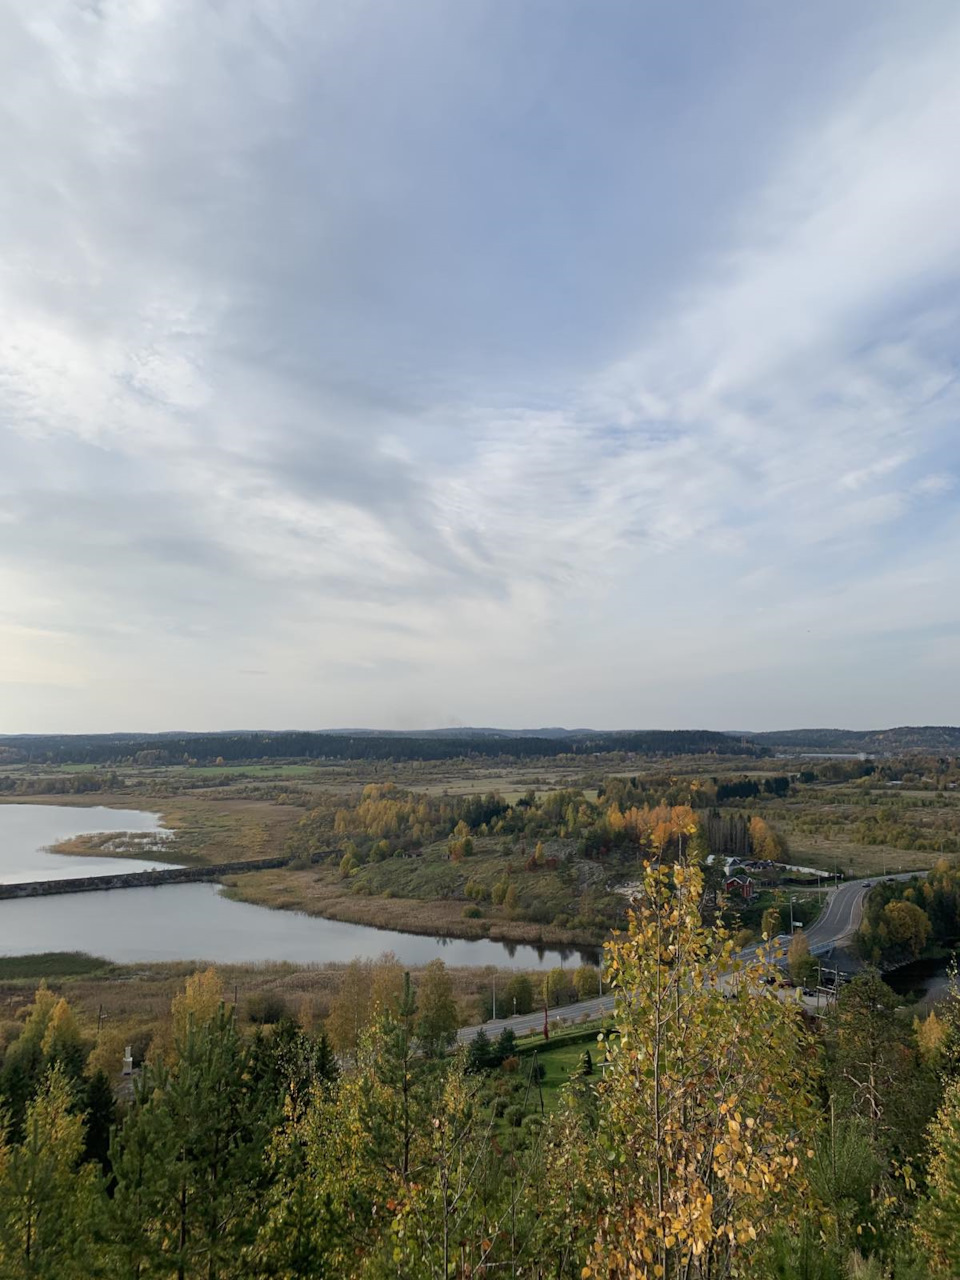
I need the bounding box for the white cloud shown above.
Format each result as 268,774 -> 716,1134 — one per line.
0,1 -> 959,730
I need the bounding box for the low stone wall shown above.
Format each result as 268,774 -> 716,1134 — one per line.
0,856 -> 292,900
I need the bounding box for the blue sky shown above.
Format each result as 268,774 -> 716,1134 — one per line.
1,0 -> 959,732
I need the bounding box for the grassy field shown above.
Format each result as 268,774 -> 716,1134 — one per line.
225,862 -> 605,949
756,779 -> 960,878
523,1035 -> 601,1111
0,952 -> 113,980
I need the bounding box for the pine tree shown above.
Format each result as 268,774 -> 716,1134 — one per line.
108,1005 -> 272,1278
0,1065 -> 101,1279
466,1028 -> 492,1074
81,1069 -> 116,1175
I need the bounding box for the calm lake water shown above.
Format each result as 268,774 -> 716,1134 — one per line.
0,805 -> 580,970
0,804 -> 173,883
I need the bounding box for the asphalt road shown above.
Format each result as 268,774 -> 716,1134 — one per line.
457,872 -> 916,1043
458,993 -> 615,1044
804,871 -> 914,956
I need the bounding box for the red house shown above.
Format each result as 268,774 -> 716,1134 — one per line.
724,874 -> 754,901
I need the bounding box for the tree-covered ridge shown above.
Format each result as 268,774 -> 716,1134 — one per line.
746,725 -> 960,754
0,728 -> 765,766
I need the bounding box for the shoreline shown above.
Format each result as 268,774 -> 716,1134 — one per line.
222,867 -> 607,953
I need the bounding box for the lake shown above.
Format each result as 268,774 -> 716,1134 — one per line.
0,803 -> 173,883
0,805 -> 581,970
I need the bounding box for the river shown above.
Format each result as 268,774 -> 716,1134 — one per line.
0,805 -> 581,969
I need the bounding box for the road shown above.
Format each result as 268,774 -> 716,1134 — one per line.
457,872 -> 914,1043
458,993 -> 615,1043
804,871 -> 914,956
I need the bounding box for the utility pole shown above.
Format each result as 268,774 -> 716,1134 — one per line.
492,974 -> 497,1021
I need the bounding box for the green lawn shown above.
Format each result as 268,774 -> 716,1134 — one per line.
529,1038 -> 600,1110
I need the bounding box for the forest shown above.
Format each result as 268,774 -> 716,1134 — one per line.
858,861 -> 960,966
3,858 -> 960,1279
0,729 -> 764,766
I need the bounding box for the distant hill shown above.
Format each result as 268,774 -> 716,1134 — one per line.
0,728 -> 762,766
744,726 -> 960,754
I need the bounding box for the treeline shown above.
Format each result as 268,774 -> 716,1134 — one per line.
0,771 -> 123,795
700,810 -> 787,861
288,784 -> 793,904
0,728 -> 766,766
299,783 -> 694,864
747,724 -> 960,754
5,863 -> 960,1276
859,861 -> 960,966
715,775 -> 791,801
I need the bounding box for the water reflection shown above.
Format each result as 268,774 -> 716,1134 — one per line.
0,803 -> 598,969
0,882 -> 589,969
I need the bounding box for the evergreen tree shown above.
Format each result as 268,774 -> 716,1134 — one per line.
466,1029 -> 493,1074
493,1027 -> 518,1064
0,1066 -> 101,1280
108,1005 -> 272,1278
81,1069 -> 116,1176
246,1099 -> 345,1280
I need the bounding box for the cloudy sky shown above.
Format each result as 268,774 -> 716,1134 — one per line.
1,1 -> 959,734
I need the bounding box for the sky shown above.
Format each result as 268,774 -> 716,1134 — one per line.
1,0 -> 959,734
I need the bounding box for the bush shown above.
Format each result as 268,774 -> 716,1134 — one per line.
574,964 -> 601,999
503,973 -> 534,1015
543,967 -> 576,1008
245,992 -> 290,1025
503,1105 -> 524,1128
462,905 -> 483,919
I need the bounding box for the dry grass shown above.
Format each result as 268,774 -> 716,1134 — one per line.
776,835 -> 938,879
0,955 -> 546,1061
4,793 -> 306,867
224,863 -> 601,947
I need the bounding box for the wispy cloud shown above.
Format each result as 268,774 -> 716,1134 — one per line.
0,0 -> 958,730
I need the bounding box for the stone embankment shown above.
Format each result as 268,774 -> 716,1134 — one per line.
0,856 -> 293,900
